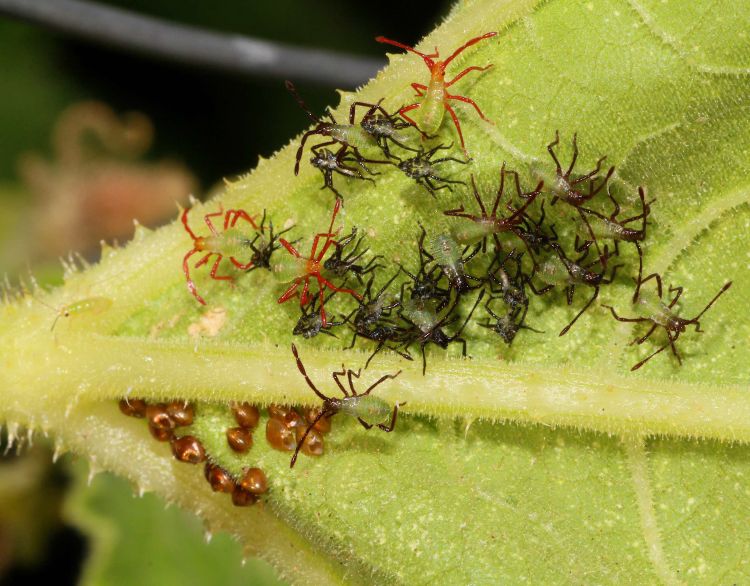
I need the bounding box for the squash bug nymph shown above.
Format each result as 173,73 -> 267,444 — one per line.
376,32 -> 497,155
289,344 -> 403,468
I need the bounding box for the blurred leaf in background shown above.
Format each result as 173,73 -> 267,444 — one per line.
18,101 -> 195,263
0,436 -> 82,585
65,462 -> 283,586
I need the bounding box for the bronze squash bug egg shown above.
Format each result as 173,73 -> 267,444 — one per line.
204,462 -> 235,494
231,402 -> 260,429
119,398 -> 147,418
265,418 -> 296,452
166,401 -> 194,427
231,487 -> 258,507
146,403 -> 174,431
295,426 -> 325,458
148,425 -> 173,443
239,467 -> 268,495
171,435 -> 206,464
226,427 -> 254,453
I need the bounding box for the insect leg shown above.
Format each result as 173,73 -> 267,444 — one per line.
632,241 -> 644,303
365,341 -> 385,369
446,92 -> 493,123
601,304 -> 648,323
547,131 -> 562,174
226,209 -> 260,231
572,156 -> 608,184
445,64 -> 493,87
565,134 -> 580,177
410,83 -> 427,96
667,285 -> 684,308
208,255 -> 233,282
377,402 -> 404,432
331,367 -> 350,396
632,323 -> 658,345
277,280 -> 301,304
444,102 -> 468,155
230,256 -> 254,270
639,273 -> 664,299
664,331 -> 682,364
398,103 -> 422,132
278,238 -> 302,258
559,285 -> 599,336
361,370 -> 401,396
317,276 -> 362,300
193,252 -> 214,268
204,208 -> 225,235
183,248 -> 207,305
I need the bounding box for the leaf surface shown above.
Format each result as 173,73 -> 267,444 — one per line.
1,0 -> 749,583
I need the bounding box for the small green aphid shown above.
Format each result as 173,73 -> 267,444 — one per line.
39,296 -> 113,331
289,344 -> 403,469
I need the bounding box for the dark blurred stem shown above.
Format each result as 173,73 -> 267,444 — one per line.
0,0 -> 385,87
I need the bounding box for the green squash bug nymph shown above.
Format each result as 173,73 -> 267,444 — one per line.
289,344 -> 403,469
603,275 -> 732,371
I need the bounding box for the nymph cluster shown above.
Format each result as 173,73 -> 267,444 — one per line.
118,32 -> 731,501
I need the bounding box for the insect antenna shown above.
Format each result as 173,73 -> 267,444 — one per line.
689,281 -> 732,325
50,312 -> 64,332
284,80 -> 321,124
290,408 -> 330,469
374,36 -> 439,65
30,296 -> 64,332
38,299 -> 63,332
291,343 -> 329,401
286,80 -> 338,174
442,32 -> 498,68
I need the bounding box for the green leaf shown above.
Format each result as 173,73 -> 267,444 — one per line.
1,0 -> 749,583
63,462 -> 283,586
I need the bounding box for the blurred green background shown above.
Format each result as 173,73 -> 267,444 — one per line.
0,1 -> 446,584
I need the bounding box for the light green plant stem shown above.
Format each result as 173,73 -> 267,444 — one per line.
4,332 -> 750,442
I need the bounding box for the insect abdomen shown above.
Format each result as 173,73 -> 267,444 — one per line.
419,81 -> 446,135
342,395 -> 391,420
329,125 -> 375,149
